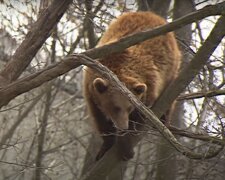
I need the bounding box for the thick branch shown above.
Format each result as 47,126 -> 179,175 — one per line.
0,0 -> 73,85
84,2 -> 225,59
152,15 -> 225,118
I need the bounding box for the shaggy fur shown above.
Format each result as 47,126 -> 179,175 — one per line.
83,11 -> 181,161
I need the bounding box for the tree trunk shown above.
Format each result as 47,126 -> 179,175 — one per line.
155,1 -> 194,179
33,86 -> 52,180
148,0 -> 171,18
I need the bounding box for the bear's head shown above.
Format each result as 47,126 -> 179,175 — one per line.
92,77 -> 147,130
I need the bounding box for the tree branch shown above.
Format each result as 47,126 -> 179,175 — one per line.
0,0 -> 73,85
178,89 -> 225,100
152,15 -> 225,118
0,94 -> 43,149
169,126 -> 224,146
84,2 -> 225,59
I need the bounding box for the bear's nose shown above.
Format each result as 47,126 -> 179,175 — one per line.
113,118 -> 129,130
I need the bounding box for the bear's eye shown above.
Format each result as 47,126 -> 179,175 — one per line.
113,106 -> 121,113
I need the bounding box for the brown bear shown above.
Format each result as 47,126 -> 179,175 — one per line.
83,11 -> 181,161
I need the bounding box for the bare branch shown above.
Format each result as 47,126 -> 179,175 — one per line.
169,126 -> 224,146
0,0 -> 73,85
0,94 -> 43,149
178,89 -> 225,100
84,2 -> 225,59
152,15 -> 225,118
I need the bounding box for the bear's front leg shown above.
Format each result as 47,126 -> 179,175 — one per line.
116,132 -> 134,161
87,98 -> 117,161
95,116 -> 117,161
96,133 -> 116,161
116,109 -> 145,160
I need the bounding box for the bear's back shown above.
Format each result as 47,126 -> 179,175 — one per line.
98,12 -> 181,97
98,12 -> 166,46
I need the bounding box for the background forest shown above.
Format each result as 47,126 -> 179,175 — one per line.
0,0 -> 225,179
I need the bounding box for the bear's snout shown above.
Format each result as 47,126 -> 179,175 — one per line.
113,117 -> 129,130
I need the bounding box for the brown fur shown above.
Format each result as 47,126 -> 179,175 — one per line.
83,12 -> 181,160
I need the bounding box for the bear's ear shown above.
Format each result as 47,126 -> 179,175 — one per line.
133,83 -> 147,95
93,78 -> 108,93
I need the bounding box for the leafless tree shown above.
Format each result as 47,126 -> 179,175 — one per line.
0,0 -> 225,180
